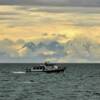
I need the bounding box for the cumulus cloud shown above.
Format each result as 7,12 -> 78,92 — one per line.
0,38 -> 65,62
65,35 -> 100,61
21,40 -> 65,58
0,39 -> 19,60
19,36 -> 100,62
0,35 -> 99,63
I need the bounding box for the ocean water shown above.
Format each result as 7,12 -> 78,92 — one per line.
0,63 -> 100,100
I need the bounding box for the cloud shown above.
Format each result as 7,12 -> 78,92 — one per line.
29,7 -> 100,14
16,39 -> 25,44
0,6 -> 100,30
66,35 -> 100,60
73,22 -> 100,27
0,39 -> 25,60
0,0 -> 100,7
20,36 -> 100,62
0,34 -> 100,63
0,8 -> 20,21
0,17 -> 18,20
0,12 -> 19,15
22,40 -> 65,55
0,38 -> 14,46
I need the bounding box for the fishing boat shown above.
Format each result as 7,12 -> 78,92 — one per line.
26,62 -> 65,73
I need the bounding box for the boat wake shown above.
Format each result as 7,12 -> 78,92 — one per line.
12,71 -> 26,74
23,81 -> 32,84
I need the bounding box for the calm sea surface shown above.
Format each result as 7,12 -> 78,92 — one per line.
0,63 -> 100,100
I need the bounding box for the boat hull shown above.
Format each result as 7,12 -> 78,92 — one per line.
44,69 -> 65,73
26,67 -> 65,73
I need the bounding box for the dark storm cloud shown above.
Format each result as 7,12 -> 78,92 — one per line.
0,0 -> 100,7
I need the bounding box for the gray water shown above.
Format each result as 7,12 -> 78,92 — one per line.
0,63 -> 100,100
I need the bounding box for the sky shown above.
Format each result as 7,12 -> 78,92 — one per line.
0,0 -> 100,63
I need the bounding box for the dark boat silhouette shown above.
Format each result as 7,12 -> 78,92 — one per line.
26,62 -> 66,73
